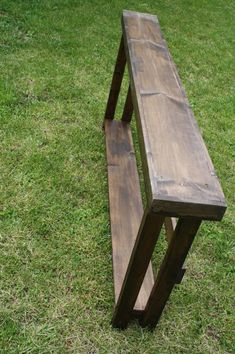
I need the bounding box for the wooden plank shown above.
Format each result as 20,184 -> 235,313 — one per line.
104,119 -> 154,317
141,218 -> 201,329
111,207 -> 164,329
164,217 -> 186,284
164,217 -> 177,242
104,35 -> 126,120
122,10 -> 226,220
122,84 -> 133,122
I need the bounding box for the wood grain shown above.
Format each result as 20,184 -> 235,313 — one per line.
111,206 -> 164,329
122,84 -> 134,122
164,217 -> 177,242
141,218 -> 201,328
104,35 -> 126,120
122,10 -> 226,220
104,119 -> 154,317
164,217 -> 186,284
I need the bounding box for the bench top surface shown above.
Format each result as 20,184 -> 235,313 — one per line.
122,10 -> 226,220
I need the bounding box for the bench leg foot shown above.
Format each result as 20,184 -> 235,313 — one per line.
112,209 -> 164,329
140,217 -> 201,329
104,35 -> 126,121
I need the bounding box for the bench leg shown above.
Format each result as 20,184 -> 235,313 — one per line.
112,209 -> 164,329
140,218 -> 201,329
164,217 -> 177,243
122,84 -> 133,122
104,35 -> 126,120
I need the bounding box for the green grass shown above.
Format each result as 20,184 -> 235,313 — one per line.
0,0 -> 234,352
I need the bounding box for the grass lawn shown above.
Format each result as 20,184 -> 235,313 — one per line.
0,0 -> 234,353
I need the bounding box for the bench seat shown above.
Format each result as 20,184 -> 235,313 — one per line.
122,10 -> 226,220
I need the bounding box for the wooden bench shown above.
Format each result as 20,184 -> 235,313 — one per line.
104,10 -> 226,329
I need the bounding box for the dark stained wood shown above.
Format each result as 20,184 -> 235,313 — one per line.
175,267 -> 186,284
112,208 -> 164,328
104,35 -> 126,120
122,84 -> 134,122
164,217 -> 177,242
103,10 -> 226,330
122,10 -> 226,220
104,119 -> 155,316
164,217 -> 186,284
140,218 -> 201,328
